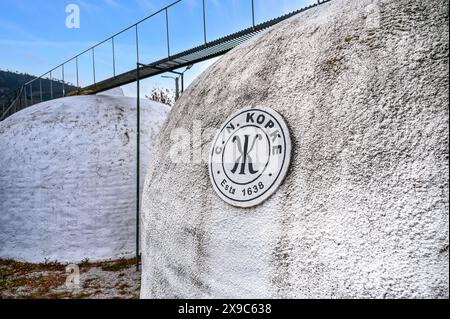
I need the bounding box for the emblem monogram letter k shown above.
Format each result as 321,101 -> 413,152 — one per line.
230,134 -> 262,175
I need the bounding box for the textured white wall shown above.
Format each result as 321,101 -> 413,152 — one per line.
141,0 -> 449,298
0,95 -> 169,263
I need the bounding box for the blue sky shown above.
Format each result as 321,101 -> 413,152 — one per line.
0,0 -> 315,96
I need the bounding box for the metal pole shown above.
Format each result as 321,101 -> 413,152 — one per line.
165,8 -> 170,57
135,25 -> 140,64
135,63 -> 141,272
76,56 -> 79,87
39,78 -> 43,102
175,77 -> 179,101
24,85 -> 28,107
30,83 -> 33,105
50,71 -> 53,99
181,73 -> 184,93
202,0 -> 207,44
251,0 -> 255,28
112,37 -> 116,77
92,48 -> 96,85
62,65 -> 65,96
15,90 -> 19,113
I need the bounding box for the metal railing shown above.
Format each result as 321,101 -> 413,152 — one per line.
1,0 -> 329,121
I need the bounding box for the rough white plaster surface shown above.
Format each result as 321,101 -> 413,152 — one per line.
141,0 -> 449,298
0,95 -> 169,263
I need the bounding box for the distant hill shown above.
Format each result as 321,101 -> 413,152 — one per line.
0,70 -> 78,108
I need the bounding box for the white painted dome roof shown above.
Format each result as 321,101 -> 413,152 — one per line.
0,95 -> 169,263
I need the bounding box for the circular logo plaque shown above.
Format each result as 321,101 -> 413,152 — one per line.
209,106 -> 291,207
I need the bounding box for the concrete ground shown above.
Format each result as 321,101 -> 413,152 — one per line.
0,258 -> 140,299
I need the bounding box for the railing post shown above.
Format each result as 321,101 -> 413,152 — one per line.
251,0 -> 255,28
50,71 -> 53,99
92,48 -> 96,85
62,65 -> 66,96
40,78 -> 43,102
202,0 -> 207,44
24,85 -> 28,108
135,25 -> 140,65
76,56 -> 79,87
112,37 -> 116,77
16,90 -> 19,113
165,8 -> 170,57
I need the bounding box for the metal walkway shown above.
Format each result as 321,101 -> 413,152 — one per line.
1,0 -> 330,121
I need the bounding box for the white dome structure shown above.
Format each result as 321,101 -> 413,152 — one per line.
140,0 -> 449,298
0,95 -> 169,263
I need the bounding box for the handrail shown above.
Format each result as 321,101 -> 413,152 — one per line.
1,0 -> 331,121
22,0 -> 183,87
